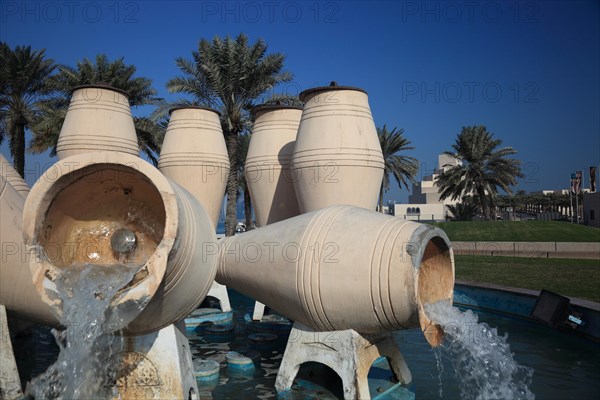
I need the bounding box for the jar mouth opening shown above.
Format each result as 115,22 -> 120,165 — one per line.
416,235 -> 455,347
37,163 -> 166,269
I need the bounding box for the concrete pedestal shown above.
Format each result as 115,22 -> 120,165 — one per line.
275,323 -> 411,400
207,282 -> 231,312
105,322 -> 198,400
252,301 -> 266,321
0,305 -> 23,400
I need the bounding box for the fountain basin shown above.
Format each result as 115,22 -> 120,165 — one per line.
187,289 -> 600,399
454,281 -> 600,341
11,288 -> 600,399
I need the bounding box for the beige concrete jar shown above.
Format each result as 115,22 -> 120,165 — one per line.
56,84 -> 139,159
0,153 -> 29,198
245,105 -> 302,226
22,152 -> 218,335
158,106 -> 229,228
291,85 -> 384,213
217,205 -> 455,346
0,176 -> 56,325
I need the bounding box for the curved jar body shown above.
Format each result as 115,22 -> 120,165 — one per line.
292,86 -> 384,212
217,205 -> 455,346
245,106 -> 302,226
159,107 -> 229,228
1,153 -> 30,197
56,85 -> 139,159
0,176 -> 56,326
22,152 -> 218,335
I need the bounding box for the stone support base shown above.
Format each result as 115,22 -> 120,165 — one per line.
104,322 -> 198,400
207,281 -> 231,312
0,305 -> 23,400
275,322 -> 411,400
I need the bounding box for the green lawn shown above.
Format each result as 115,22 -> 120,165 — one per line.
431,220 -> 600,242
455,255 -> 600,302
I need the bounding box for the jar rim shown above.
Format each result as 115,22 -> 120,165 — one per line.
252,104 -> 303,115
71,84 -> 131,99
168,105 -> 221,116
299,85 -> 367,103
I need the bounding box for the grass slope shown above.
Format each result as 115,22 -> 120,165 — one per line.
431,221 -> 600,242
455,255 -> 600,302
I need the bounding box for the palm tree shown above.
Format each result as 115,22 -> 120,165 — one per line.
167,34 -> 293,236
514,189 -> 527,212
546,192 -> 558,213
435,125 -> 523,220
0,43 -> 55,178
447,197 -> 479,221
377,125 -> 419,213
29,54 -> 163,163
495,194 -> 510,212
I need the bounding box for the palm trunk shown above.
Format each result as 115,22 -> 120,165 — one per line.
225,131 -> 239,236
477,187 -> 489,221
378,184 -> 384,213
13,123 -> 26,179
244,185 -> 253,230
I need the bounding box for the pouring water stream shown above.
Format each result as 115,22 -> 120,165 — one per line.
425,300 -> 535,400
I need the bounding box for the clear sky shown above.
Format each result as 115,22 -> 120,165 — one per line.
1,0 -> 599,203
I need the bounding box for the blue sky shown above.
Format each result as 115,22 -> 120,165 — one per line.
1,0 -> 599,203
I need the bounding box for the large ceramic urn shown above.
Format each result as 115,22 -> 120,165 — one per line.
245,105 -> 302,226
291,84 -> 384,213
56,84 -> 139,159
158,107 -> 229,228
22,152 -> 218,335
216,205 -> 455,347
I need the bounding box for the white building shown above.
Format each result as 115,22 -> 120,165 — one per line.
392,154 -> 460,221
583,192 -> 600,228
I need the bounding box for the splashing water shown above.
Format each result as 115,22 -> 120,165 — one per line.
425,300 -> 535,400
32,264 -> 141,399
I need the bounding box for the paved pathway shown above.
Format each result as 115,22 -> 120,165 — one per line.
451,241 -> 600,260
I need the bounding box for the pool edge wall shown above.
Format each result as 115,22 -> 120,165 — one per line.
454,281 -> 600,342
